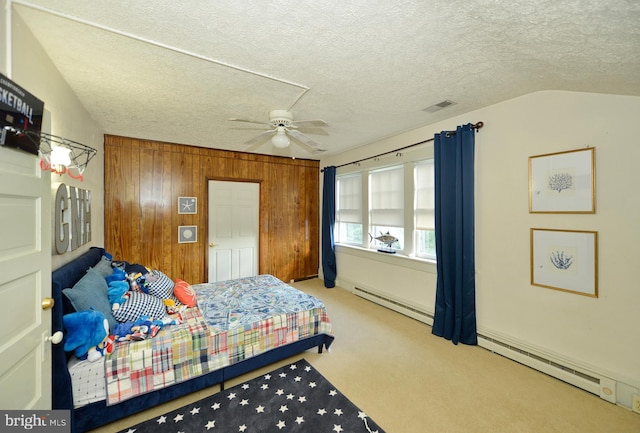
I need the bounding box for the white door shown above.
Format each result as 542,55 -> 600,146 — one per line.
208,181 -> 259,282
0,146 -> 52,409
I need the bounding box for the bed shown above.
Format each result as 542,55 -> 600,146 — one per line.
52,247 -> 334,433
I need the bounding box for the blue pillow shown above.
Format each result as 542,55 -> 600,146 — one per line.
91,255 -> 113,278
62,268 -> 118,331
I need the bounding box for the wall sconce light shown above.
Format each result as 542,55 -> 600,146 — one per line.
271,127 -> 290,148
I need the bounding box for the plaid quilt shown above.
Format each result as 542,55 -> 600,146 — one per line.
105,275 -> 333,405
105,308 -> 217,405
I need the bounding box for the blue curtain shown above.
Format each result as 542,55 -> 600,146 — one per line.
321,166 -> 337,288
432,124 -> 477,345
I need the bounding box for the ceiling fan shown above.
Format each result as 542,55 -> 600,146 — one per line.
228,110 -> 328,153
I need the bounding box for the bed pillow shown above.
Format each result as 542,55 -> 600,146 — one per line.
174,279 -> 197,307
112,291 -> 166,323
62,268 -> 118,331
146,270 -> 175,299
91,255 -> 113,278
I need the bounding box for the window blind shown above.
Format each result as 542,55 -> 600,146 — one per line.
337,173 -> 362,223
415,160 -> 434,230
369,166 -> 404,227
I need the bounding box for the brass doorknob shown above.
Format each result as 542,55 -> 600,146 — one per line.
41,297 -> 55,310
209,243 -> 218,248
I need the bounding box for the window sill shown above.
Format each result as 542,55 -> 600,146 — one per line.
335,244 -> 437,274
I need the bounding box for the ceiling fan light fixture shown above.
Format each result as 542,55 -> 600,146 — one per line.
271,129 -> 290,148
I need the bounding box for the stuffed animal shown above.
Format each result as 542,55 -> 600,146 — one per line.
111,315 -> 182,342
164,298 -> 188,315
112,317 -> 159,341
105,267 -> 126,284
63,309 -> 109,362
127,271 -> 152,293
108,280 -> 130,311
95,334 -> 114,358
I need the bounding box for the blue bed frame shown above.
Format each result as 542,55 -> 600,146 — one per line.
52,247 -> 334,433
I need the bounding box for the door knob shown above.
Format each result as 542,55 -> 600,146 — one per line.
46,331 -> 64,345
41,297 -> 55,310
209,243 -> 218,248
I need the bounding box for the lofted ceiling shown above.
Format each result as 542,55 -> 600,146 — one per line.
9,0 -> 640,159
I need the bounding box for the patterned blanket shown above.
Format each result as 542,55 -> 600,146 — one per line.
105,308 -> 220,405
105,275 -> 332,405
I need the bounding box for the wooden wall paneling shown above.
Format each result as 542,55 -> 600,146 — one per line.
138,147 -> 161,270
199,152 -> 218,283
104,135 -> 320,283
189,146 -> 204,284
280,164 -> 291,279
160,147 -> 172,273
104,141 -> 126,261
257,160 -> 270,279
294,164 -> 305,278
299,164 -> 319,278
302,164 -> 318,278
104,137 -> 139,262
190,148 -> 205,284
171,148 -> 199,283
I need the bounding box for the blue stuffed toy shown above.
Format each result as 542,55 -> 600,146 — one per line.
108,280 -> 130,312
63,309 -> 109,362
105,267 -> 126,284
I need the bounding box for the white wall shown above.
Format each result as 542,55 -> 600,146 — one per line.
3,1 -> 106,269
321,90 -> 640,406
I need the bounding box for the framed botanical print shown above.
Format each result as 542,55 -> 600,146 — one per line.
530,228 -> 598,297
529,148 -> 595,213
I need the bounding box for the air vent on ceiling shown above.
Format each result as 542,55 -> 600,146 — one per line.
422,100 -> 455,113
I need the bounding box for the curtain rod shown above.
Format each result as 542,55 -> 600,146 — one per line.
322,121 -> 484,172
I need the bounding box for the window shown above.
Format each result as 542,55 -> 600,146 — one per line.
335,157 -> 436,261
414,161 -> 436,259
369,166 -> 404,251
336,173 -> 363,245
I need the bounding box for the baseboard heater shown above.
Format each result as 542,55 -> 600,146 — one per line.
476,334 -> 612,401
352,286 -> 616,404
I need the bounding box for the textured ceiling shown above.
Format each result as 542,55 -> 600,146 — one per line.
10,0 -> 640,159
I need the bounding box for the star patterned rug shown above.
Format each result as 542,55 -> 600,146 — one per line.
117,359 -> 385,433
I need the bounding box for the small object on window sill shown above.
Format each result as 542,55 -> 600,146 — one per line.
377,248 -> 396,254
369,231 -> 399,253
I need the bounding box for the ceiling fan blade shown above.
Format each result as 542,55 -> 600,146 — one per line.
245,129 -> 276,146
287,129 -> 325,152
229,126 -> 273,131
229,117 -> 271,126
291,119 -> 328,128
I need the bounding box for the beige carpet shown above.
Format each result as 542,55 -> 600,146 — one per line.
90,279 -> 640,433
